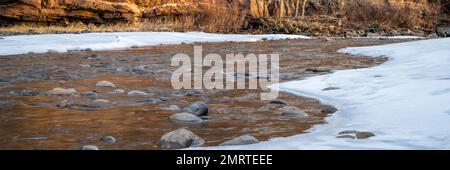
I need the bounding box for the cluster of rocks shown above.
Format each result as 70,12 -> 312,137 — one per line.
46,80 -> 154,109
160,128 -> 260,149
17,75 -> 339,149
159,101 -> 262,149
157,98 -> 327,149
169,102 -> 208,124
79,100 -> 222,149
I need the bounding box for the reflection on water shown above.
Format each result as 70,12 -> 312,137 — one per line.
0,75 -> 328,149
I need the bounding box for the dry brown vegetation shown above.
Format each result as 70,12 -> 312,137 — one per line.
0,0 -> 447,36
248,0 -> 442,36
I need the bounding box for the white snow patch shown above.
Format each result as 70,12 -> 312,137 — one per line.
199,38 -> 450,150
0,32 -> 309,56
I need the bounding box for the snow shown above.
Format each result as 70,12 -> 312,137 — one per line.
0,32 -> 309,56
200,38 -> 450,150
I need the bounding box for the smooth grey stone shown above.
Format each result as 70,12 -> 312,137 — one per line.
219,135 -> 259,146
169,112 -> 204,123
182,102 -> 208,116
102,136 -> 116,144
160,128 -> 204,149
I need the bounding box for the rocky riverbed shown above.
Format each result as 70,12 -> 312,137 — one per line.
0,38 -> 411,149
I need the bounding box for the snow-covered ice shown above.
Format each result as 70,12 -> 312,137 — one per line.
0,32 -> 309,56
201,38 -> 450,150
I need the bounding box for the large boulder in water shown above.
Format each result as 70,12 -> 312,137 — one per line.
160,128 -> 204,149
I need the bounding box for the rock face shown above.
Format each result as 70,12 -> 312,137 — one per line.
160,128 -> 204,149
0,0 -> 211,23
219,135 -> 259,146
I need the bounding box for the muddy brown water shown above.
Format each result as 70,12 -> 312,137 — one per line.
0,38 -> 412,149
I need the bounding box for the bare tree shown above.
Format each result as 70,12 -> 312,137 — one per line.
255,0 -> 261,16
301,0 -> 307,18
263,0 -> 267,17
295,0 -> 300,17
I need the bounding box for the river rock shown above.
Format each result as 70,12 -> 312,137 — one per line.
115,67 -> 130,73
355,132 -> 376,139
182,102 -> 208,116
127,90 -> 148,96
0,101 -> 8,108
96,81 -> 116,87
81,145 -> 99,150
167,105 -> 180,111
169,112 -> 204,123
93,99 -> 110,103
337,130 -> 375,139
160,128 -> 204,149
322,87 -> 340,91
59,99 -> 110,108
102,136 -> 116,144
321,105 -> 338,114
278,106 -> 308,117
269,99 -> 289,105
113,89 -> 125,94
10,90 -> 40,96
219,135 -> 259,146
137,98 -> 162,103
336,135 -> 356,139
306,67 -> 333,73
79,64 -> 90,68
81,91 -> 97,96
47,88 -> 77,95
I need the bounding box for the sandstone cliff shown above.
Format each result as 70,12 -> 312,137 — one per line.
0,0 -> 212,23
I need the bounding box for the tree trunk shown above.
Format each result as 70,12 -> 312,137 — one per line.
295,0 -> 300,17
255,0 -> 261,16
301,0 -> 307,18
280,0 -> 285,18
262,0 -> 267,17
